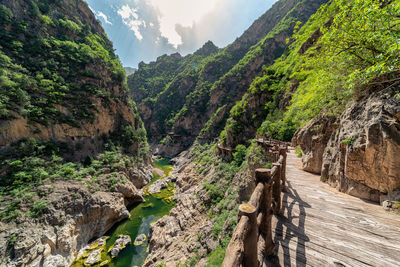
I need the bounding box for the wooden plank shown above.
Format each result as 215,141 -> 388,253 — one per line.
267,151 -> 400,267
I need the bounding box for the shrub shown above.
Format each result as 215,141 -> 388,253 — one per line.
0,4 -> 13,24
233,144 -> 247,167
0,199 -> 21,222
342,136 -> 355,146
295,146 -> 303,158
6,233 -> 18,249
205,245 -> 226,267
29,199 -> 49,217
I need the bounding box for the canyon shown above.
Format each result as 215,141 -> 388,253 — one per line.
0,0 -> 399,266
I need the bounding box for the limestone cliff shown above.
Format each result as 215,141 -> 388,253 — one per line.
0,0 -> 151,266
293,82 -> 400,202
0,0 -> 145,160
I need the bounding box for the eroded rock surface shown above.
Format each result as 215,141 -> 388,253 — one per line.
0,167 -> 151,267
148,179 -> 168,194
143,146 -> 257,266
110,235 -> 131,257
143,152 -> 216,266
322,87 -> 400,202
292,115 -> 337,174
295,86 -> 400,202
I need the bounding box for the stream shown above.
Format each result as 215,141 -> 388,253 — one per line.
71,158 -> 175,267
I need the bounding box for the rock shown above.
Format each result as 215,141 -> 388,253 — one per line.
100,259 -> 111,266
153,168 -> 165,177
110,247 -> 120,257
143,158 -> 221,266
85,249 -> 102,265
134,234 -> 147,246
43,255 -> 66,267
148,179 -> 168,194
321,86 -> 400,202
383,200 -> 392,211
0,164 -> 150,267
292,115 -> 337,174
109,235 -> 131,258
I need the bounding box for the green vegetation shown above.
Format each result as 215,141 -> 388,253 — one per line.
28,199 -> 49,217
71,159 -> 175,267
0,137 -> 147,223
342,136 -> 356,146
295,146 -> 303,158
190,140 -> 272,265
6,234 -> 18,251
0,1 -> 127,126
286,0 -> 400,127
233,144 -> 247,166
219,0 -> 400,151
205,246 -> 226,267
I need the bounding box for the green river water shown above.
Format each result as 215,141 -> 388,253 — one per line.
71,158 -> 174,267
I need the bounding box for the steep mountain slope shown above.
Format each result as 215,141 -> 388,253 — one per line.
141,0 -> 400,266
219,0 -> 400,201
0,0 -> 148,159
0,0 -> 151,266
129,0 -> 329,157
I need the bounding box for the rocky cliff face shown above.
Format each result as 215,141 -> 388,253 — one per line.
0,0 -> 152,265
143,142 -> 265,266
294,83 -> 400,202
292,115 -> 337,173
0,0 -> 143,160
322,85 -> 400,202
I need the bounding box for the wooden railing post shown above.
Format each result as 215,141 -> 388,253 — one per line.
280,147 -> 287,191
223,139 -> 288,264
257,169 -> 275,256
239,204 -> 258,267
273,151 -> 279,162
272,163 -> 282,215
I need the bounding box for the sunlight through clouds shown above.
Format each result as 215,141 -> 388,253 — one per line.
148,0 -> 220,47
86,0 -> 276,67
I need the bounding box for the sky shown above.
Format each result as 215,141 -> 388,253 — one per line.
86,0 -> 278,68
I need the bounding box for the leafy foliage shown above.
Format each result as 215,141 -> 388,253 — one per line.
0,137 -> 146,222
286,0 -> 400,127
0,1 -> 127,125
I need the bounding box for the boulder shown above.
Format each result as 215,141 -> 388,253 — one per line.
109,235 -> 131,258
85,249 -> 102,265
134,234 -> 147,246
148,179 -> 168,194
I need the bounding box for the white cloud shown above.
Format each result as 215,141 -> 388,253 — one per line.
148,0 -> 220,47
118,5 -> 146,41
118,4 -> 139,19
97,11 -> 112,25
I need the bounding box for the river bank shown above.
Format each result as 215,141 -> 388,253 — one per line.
70,159 -> 175,267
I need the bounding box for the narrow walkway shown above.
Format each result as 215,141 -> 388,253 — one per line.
268,150 -> 400,267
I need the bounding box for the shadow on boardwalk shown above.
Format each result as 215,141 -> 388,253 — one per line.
264,181 -> 311,267
263,151 -> 400,267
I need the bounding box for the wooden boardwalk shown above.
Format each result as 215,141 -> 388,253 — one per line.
265,150 -> 400,267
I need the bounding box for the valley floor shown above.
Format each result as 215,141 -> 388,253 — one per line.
266,151 -> 400,267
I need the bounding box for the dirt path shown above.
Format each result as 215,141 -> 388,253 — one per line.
267,150 -> 400,267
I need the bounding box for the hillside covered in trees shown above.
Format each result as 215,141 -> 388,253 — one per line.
130,0 -> 400,265
0,0 -> 150,266
0,0 -> 399,266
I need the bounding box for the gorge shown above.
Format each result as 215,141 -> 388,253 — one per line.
0,0 -> 399,266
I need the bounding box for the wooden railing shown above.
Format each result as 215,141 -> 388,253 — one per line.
222,140 -> 288,267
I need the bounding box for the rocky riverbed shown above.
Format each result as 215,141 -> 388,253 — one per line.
70,158 -> 175,267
